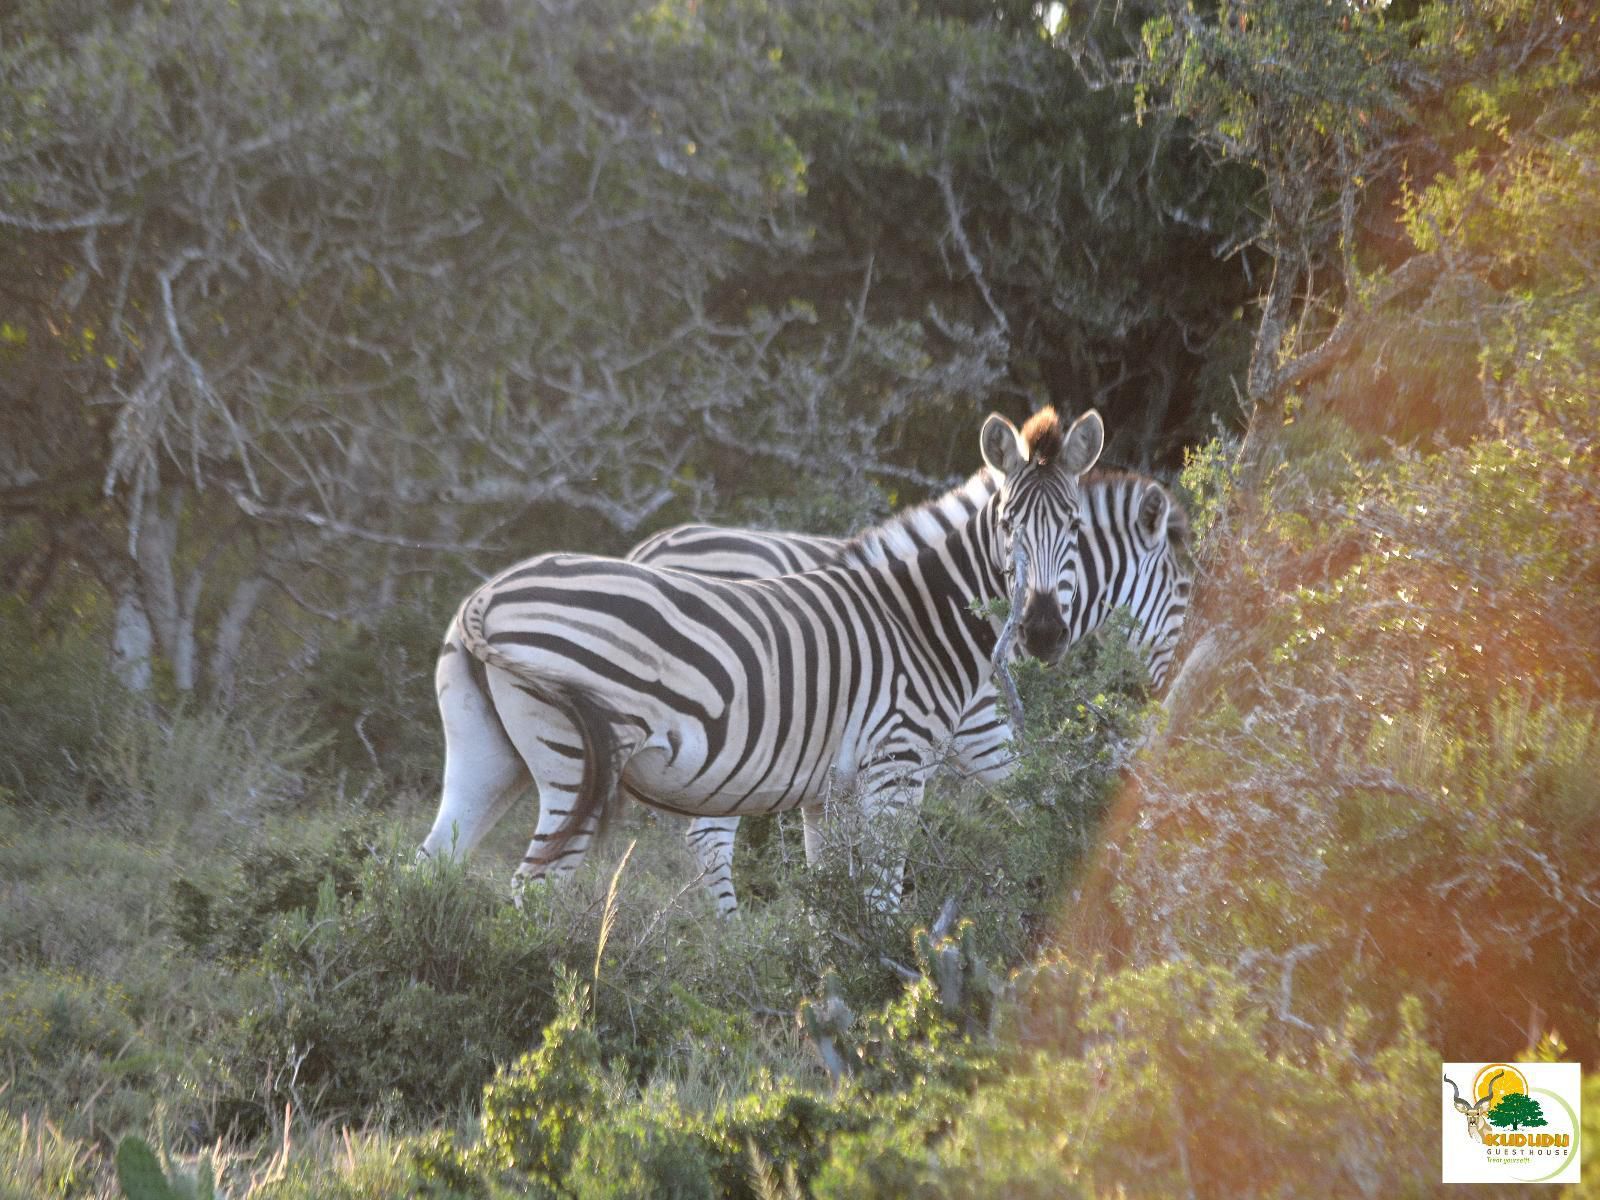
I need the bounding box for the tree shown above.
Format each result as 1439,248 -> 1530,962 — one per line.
1488,1092 -> 1547,1132
1133,0 -> 1424,429
1065,0 -> 1600,1070
2,0 -> 1255,706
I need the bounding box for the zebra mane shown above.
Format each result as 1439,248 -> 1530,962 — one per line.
833,466 -> 1190,571
1020,406 -> 1064,464
839,468 -> 1001,569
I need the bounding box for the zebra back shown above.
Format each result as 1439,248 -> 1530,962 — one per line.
629,468 -> 1000,579
631,468 -> 1190,686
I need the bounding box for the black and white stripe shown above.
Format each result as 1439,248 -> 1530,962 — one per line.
635,470 -> 1191,912
421,409 -> 1105,912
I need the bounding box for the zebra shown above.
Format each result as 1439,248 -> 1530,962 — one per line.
631,468 -> 1191,914
421,407 -> 1105,911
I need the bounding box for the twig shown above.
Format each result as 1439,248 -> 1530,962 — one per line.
991,543 -> 1030,745
934,160 -> 1010,338
878,954 -> 920,984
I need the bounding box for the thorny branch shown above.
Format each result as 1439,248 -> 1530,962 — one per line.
991,544 -> 1031,747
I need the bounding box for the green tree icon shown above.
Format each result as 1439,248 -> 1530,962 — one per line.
1488,1091 -> 1548,1131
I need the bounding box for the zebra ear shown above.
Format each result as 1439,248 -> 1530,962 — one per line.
1137,483 -> 1171,544
980,413 -> 1025,475
1060,410 -> 1105,476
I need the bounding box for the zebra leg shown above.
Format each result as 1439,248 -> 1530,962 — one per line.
801,803 -> 828,864
685,816 -> 741,917
856,760 -> 927,913
482,672 -> 612,895
421,641 -> 530,861
948,685 -> 1020,786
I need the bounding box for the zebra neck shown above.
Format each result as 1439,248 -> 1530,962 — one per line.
886,507 -> 1008,708
842,468 -> 1000,569
1066,473 -> 1149,641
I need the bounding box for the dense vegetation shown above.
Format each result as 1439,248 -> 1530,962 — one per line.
3,0 -> 1596,1196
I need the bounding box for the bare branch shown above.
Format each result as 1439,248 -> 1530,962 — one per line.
934,159 -> 1010,339
991,544 -> 1031,745
225,486 -> 481,552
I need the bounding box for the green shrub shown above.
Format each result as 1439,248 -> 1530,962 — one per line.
1176,434 -> 1239,553
168,819 -> 376,962
299,598 -> 455,794
1111,402 -> 1600,1062
569,1097 -> 718,1200
113,1136 -> 214,1200
817,960 -> 1435,1200
476,968 -> 606,1183
703,1082 -> 866,1200
89,706 -> 321,845
0,612 -> 122,807
0,968 -> 163,1137
222,853 -> 559,1128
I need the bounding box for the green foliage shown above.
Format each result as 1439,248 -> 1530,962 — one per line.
700,1083 -> 864,1200
168,820 -> 375,962
1488,1091 -> 1548,1132
0,970 -> 147,1112
90,706 -> 321,845
813,961 -> 1435,1199
1177,435 -> 1239,553
568,1100 -> 718,1200
221,852 -> 554,1128
1569,1069 -> 1600,1200
0,614 -> 122,807
113,1137 -> 213,1200
476,968 -> 606,1183
299,598 -> 455,793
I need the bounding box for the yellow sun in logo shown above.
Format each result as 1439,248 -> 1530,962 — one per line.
1473,1063 -> 1528,1109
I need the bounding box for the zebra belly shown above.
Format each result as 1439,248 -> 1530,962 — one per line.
617,719 -> 850,817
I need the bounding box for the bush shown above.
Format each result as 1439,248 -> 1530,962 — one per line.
221,853 -> 557,1129
815,960 -> 1435,1200
476,968 -> 607,1183
0,969 -> 160,1140
89,706 -> 321,845
169,819 -> 376,962
299,597 -> 457,795
1103,402 -> 1600,1063
569,1097 -> 719,1200
0,611 -> 122,807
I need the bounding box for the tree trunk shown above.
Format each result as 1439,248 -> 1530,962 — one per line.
111,585 -> 155,692
209,575 -> 267,707
134,490 -> 199,691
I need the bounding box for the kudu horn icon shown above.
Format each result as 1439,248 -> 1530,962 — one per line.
1444,1071 -> 1504,1144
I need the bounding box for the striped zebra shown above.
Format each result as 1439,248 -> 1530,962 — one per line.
632,468 -> 1191,914
421,407 -> 1104,911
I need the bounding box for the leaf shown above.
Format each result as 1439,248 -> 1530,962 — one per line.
115,1136 -> 177,1200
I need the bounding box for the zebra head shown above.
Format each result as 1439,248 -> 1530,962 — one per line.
1125,481 -> 1193,690
981,407 -> 1105,664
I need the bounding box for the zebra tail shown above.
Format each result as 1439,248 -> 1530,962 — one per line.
454,588 -> 622,871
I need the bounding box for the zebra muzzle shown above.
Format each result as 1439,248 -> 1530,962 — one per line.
1020,589 -> 1069,663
